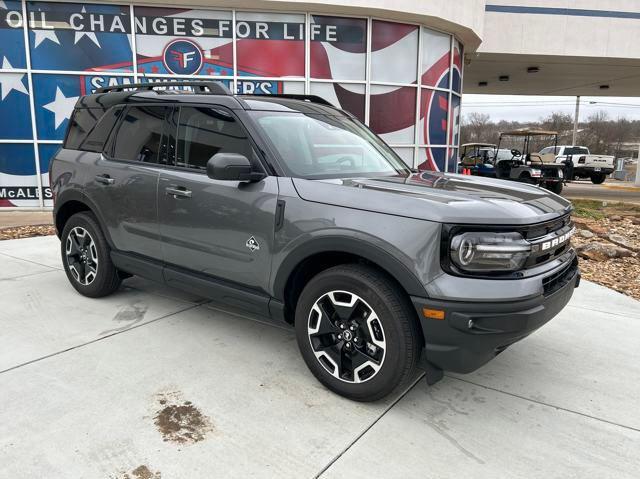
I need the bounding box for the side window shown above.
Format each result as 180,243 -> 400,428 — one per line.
175,106 -> 253,171
80,107 -> 123,153
112,106 -> 167,163
64,108 -> 106,151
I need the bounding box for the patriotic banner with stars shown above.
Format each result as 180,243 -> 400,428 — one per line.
0,67 -> 32,139
33,73 -> 134,140
0,0 -> 27,68
134,7 -> 233,77
0,143 -> 53,207
27,2 -> 133,72
0,2 -> 463,207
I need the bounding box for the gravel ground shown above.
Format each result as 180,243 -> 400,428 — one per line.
0,224 -> 55,240
572,205 -> 640,301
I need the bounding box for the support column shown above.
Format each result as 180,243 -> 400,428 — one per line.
572,96 -> 580,146
636,144 -> 640,186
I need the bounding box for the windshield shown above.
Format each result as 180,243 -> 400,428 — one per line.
248,111 -> 411,179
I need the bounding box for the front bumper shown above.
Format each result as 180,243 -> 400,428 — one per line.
411,260 -> 580,374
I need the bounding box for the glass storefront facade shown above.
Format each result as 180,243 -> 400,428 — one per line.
0,2 -> 463,207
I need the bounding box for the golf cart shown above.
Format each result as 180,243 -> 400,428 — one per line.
458,143 -> 498,177
494,129 -> 566,194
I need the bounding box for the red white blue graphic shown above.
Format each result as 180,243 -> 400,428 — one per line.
0,68 -> 32,139
163,39 -> 204,75
0,0 -> 27,68
33,74 -> 134,140
0,144 -> 51,207
0,4 -> 462,207
27,2 -> 133,72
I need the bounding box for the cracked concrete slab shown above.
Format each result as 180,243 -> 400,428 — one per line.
1,236 -> 639,478
0,269 -> 196,372
321,378 -> 640,479
0,305 -> 411,478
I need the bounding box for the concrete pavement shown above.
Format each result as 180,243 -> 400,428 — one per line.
1,236 -> 639,478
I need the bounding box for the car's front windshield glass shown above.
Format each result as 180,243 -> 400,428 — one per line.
248,111 -> 411,179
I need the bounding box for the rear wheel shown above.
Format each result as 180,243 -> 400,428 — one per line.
547,181 -> 563,194
518,173 -> 535,184
591,173 -> 606,184
295,264 -> 420,402
61,212 -> 121,297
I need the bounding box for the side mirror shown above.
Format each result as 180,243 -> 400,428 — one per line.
206,152 -> 265,182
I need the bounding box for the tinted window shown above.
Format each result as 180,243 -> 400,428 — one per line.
65,108 -> 106,151
112,106 -> 167,163
564,147 -> 589,155
175,107 -> 253,171
81,107 -> 122,153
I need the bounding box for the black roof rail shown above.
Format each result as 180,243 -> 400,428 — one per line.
254,94 -> 334,107
94,81 -> 232,95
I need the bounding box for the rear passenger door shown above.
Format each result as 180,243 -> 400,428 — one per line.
157,105 -> 279,294
87,105 -> 169,260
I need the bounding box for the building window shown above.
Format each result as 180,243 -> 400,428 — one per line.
0,2 -> 463,207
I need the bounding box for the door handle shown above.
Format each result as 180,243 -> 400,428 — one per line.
165,186 -> 192,199
94,174 -> 115,185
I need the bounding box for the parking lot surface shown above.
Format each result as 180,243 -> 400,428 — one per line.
563,180 -> 640,204
1,236 -> 639,478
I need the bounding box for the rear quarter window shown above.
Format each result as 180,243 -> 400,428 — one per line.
64,107 -> 122,153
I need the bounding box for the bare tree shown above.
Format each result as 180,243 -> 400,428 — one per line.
461,112 -> 499,145
460,109 -> 639,157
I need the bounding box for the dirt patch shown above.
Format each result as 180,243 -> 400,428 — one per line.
114,465 -> 161,479
0,224 -> 55,240
154,391 -> 214,444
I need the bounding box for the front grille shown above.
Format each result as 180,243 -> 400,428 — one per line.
522,213 -> 574,269
542,258 -> 578,296
521,213 -> 571,240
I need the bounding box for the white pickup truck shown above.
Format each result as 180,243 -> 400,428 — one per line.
539,145 -> 614,184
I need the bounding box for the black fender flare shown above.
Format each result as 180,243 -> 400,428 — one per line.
54,189 -> 115,247
271,235 -> 428,302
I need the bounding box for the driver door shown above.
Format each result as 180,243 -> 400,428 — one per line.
157,105 -> 279,294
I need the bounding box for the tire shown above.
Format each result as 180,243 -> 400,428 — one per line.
295,264 -> 421,402
591,173 -> 606,184
60,212 -> 122,298
547,181 -> 563,194
518,173 -> 535,185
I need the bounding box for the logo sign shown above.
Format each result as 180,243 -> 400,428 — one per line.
162,39 -> 203,75
534,228 -> 575,252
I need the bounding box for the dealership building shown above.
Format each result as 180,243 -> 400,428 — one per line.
1,0 -> 639,208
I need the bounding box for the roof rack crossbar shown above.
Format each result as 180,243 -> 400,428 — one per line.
94,81 -> 232,95
258,94 -> 334,107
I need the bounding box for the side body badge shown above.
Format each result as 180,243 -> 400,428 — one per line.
246,236 -> 260,252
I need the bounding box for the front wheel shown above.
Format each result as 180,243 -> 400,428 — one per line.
295,264 -> 421,402
60,212 -> 122,297
591,173 -> 606,184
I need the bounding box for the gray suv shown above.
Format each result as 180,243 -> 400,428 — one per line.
51,81 -> 580,401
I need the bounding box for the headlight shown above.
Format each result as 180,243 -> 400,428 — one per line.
558,169 -> 564,178
450,232 -> 531,272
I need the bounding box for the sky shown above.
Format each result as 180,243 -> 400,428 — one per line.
461,95 -> 640,123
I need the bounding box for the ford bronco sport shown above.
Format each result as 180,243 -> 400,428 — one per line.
51,81 -> 580,402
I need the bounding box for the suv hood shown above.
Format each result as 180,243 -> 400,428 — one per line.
292,171 -> 572,225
